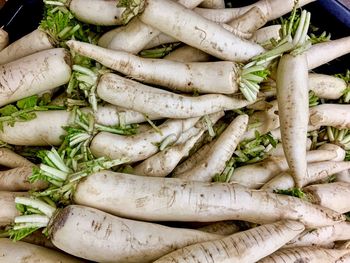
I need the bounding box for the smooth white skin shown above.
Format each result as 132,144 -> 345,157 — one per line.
318,143 -> 346,162
262,161 -> 350,192
194,0 -> 316,23
73,171 -> 344,227
0,238 -> 81,263
90,117 -> 199,162
97,73 -> 251,119
309,73 -> 347,100
230,151 -> 342,189
68,0 -> 125,25
226,6 -> 267,39
336,169 -> 350,183
173,139 -> 214,175
154,221 -> 305,263
266,140 -> 312,158
258,247 -> 350,263
0,48 -> 71,107
68,40 -> 241,94
0,191 -> 27,227
304,182 -> 350,214
197,221 -> 239,235
142,33 -> 178,50
50,205 -> 220,263
0,105 -> 159,146
133,112 -> 224,177
133,130 -> 203,177
140,0 -> 264,62
285,222 -> 350,248
0,29 -> 54,65
309,104 -> 350,129
0,110 -> 71,146
0,166 -> 48,191
164,45 -> 211,63
0,28 -> 8,52
101,0 -> 203,53
277,53 -> 309,188
306,36 -> 350,70
240,100 -> 279,141
175,115 -> 249,181
250,25 -> 281,45
0,148 -> 33,168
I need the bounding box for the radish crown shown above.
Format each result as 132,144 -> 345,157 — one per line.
28,108 -> 132,203
9,197 -> 57,241
335,70 -> 350,103
118,0 -> 146,24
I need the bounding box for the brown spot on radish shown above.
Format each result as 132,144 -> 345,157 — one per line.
48,207 -> 70,239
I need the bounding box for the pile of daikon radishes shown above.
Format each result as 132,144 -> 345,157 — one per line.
0,0 -> 349,262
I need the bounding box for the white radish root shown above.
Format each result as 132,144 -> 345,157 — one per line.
285,222 -> 350,248
67,40 -> 242,94
225,7 -> 267,39
136,0 -> 265,62
257,247 -> 350,263
0,28 -> 8,52
68,0 -> 125,26
262,161 -> 350,191
0,166 -> 48,191
97,73 -> 250,119
0,238 -> 81,263
230,149 -> 338,189
0,48 -> 72,107
317,143 -> 346,161
309,73 -> 347,100
0,191 -> 27,227
306,36 -> 350,70
164,45 -> 211,62
0,110 -> 71,146
90,117 -> 199,163
194,0 -> 316,23
0,148 -> 33,168
304,182 -> 350,213
250,25 -> 281,46
49,205 -> 220,263
336,169 -> 350,183
154,220 -> 305,263
309,104 -> 350,129
73,171 -> 345,227
172,139 -> 214,176
175,114 -> 248,181
0,29 -> 55,65
133,130 -> 203,177
276,53 -> 309,188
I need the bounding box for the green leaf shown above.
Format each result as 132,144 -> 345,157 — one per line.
0,105 -> 18,116
16,95 -> 38,110
8,227 -> 40,241
274,188 -> 306,199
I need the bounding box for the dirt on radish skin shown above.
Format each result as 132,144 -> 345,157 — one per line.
48,205 -> 221,263
0,29 -> 55,65
0,48 -> 72,107
73,171 -> 344,227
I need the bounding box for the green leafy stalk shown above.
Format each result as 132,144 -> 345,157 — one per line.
322,127 -> 350,150
9,197 -> 57,241
234,131 -> 278,165
274,188 -> 307,200
309,91 -> 320,107
139,43 -> 181,58
0,95 -> 64,131
335,70 -> 350,103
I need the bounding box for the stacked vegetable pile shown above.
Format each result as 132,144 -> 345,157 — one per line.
0,0 -> 349,262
